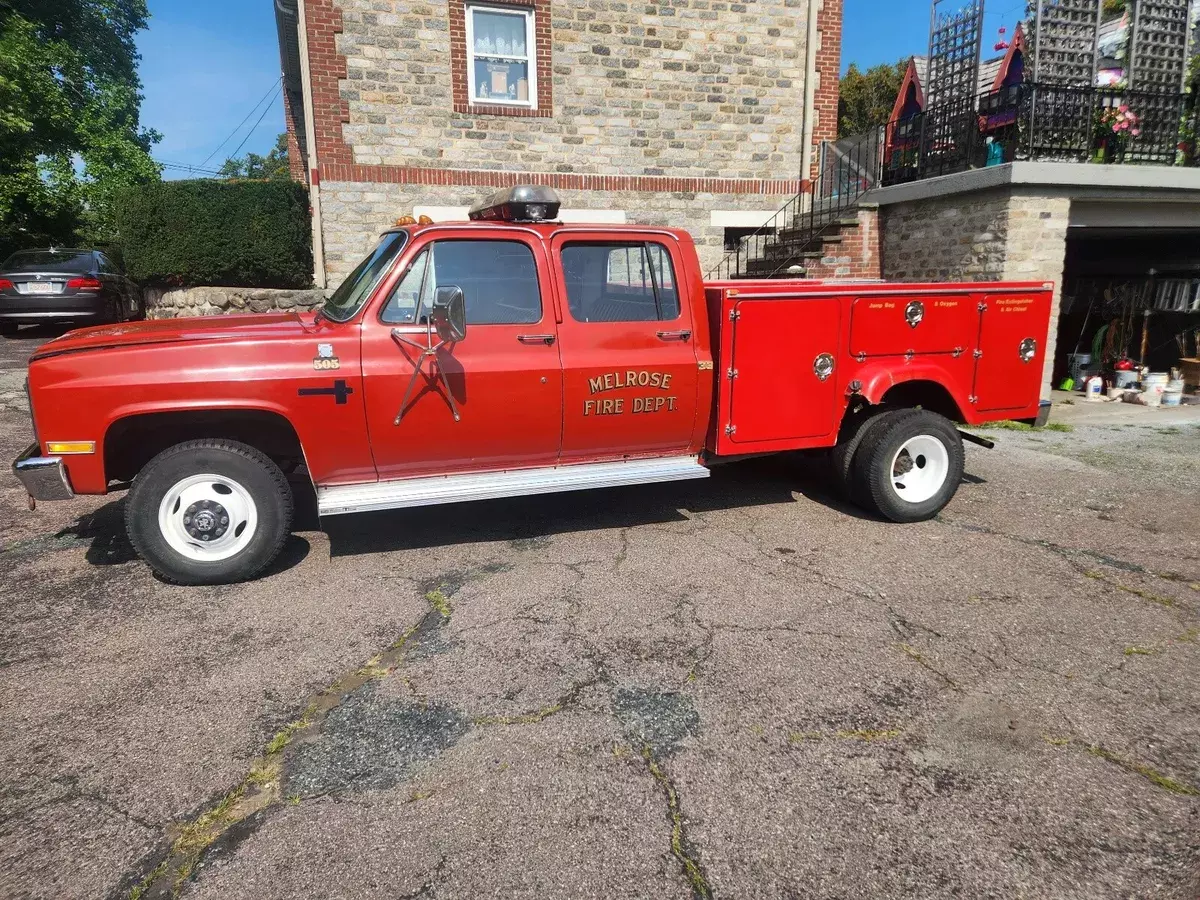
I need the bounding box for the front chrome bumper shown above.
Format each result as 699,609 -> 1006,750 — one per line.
12,443 -> 74,501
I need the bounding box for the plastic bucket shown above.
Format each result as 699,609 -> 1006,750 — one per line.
1162,379 -> 1185,407
1114,370 -> 1139,389
1144,372 -> 1170,388
1067,353 -> 1092,382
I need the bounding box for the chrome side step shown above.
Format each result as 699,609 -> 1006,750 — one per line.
317,456 -> 710,517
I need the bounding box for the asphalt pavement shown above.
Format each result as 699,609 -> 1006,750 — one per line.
2,328 -> 1199,900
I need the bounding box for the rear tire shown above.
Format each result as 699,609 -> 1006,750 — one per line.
126,439 -> 293,585
831,407 -> 888,502
850,409 -> 964,522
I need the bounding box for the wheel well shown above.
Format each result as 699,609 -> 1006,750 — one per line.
879,380 -> 965,424
839,380 -> 966,439
104,410 -> 305,484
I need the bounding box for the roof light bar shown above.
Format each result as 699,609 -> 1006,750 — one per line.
468,185 -> 561,223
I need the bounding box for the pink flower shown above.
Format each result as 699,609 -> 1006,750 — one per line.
1119,104 -> 1129,113
1131,128 -> 1141,137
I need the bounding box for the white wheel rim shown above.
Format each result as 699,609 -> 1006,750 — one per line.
888,435 -> 950,504
157,473 -> 258,562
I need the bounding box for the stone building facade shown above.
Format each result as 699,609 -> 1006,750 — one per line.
276,0 -> 842,286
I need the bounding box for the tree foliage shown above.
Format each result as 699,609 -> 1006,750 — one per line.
837,60 -> 910,138
1102,0 -> 1127,20
220,133 -> 292,181
115,179 -> 312,288
0,0 -> 161,257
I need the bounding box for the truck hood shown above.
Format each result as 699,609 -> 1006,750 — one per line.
30,312 -> 318,360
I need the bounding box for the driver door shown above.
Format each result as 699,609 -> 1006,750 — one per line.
360,233 -> 563,481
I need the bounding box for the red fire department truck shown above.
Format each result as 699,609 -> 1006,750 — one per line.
13,186 -> 1052,585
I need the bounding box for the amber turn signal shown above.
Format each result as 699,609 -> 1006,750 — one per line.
417,214 -> 433,225
45,441 -> 96,455
394,215 -> 416,226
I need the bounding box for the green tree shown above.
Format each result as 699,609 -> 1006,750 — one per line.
1102,0 -> 1127,20
0,0 -> 161,256
220,133 -> 291,181
837,59 -> 910,138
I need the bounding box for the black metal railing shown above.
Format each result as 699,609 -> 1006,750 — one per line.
883,81 -> 1189,185
708,126 -> 884,280
711,80 -> 1195,281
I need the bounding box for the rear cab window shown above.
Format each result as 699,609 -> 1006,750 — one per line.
560,242 -> 680,323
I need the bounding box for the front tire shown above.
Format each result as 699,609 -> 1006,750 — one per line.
851,409 -> 964,522
126,440 -> 293,585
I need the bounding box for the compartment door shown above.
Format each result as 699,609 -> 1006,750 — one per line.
973,292 -> 1052,412
849,292 -> 977,357
727,297 -> 842,444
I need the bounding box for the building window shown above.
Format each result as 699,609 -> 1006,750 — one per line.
466,5 -> 537,109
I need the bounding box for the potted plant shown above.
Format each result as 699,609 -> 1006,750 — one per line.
1093,104 -> 1140,162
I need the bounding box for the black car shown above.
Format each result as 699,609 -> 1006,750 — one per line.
0,248 -> 143,335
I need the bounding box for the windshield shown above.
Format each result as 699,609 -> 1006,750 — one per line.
3,250 -> 94,273
322,232 -> 408,322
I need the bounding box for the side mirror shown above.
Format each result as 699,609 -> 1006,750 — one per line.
431,285 -> 466,343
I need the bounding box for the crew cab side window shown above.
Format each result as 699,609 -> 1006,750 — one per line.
560,242 -> 680,323
381,239 -> 541,325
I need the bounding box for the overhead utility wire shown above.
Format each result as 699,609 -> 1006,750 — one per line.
196,76 -> 283,171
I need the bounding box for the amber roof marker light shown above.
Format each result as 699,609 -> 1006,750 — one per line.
468,185 -> 562,223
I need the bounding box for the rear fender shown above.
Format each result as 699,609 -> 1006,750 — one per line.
851,358 -> 974,423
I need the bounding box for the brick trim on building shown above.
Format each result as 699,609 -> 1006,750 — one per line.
283,89 -> 307,182
811,0 -> 843,179
304,0 -> 352,168
450,0 -> 553,117
319,162 -> 802,195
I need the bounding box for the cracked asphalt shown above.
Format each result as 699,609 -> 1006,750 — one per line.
2,328 -> 1200,900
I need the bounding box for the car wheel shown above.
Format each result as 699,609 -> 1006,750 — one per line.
0,322 -> 17,337
851,409 -> 964,522
126,439 -> 294,585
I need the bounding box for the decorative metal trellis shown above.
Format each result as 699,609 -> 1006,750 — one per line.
925,0 -> 986,107
1030,0 -> 1103,87
1128,0 -> 1191,92
920,0 -> 986,174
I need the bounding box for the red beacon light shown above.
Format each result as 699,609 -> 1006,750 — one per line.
467,185 -> 561,223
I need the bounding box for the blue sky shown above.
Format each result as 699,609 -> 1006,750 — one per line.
135,0 -> 1028,178
842,0 -> 1031,71
138,0 -> 286,179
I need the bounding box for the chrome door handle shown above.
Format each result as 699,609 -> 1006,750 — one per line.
657,330 -> 692,342
517,334 -> 556,345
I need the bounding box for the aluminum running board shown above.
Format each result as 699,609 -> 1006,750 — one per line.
317,456 -> 710,517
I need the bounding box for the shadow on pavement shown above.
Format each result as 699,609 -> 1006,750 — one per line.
322,453 -> 881,558
55,453 -> 992,570
60,497 -> 312,579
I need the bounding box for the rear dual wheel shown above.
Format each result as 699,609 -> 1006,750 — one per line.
838,409 -> 964,522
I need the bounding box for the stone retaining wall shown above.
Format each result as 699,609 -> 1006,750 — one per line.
879,186 -> 1070,396
145,287 -> 327,319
